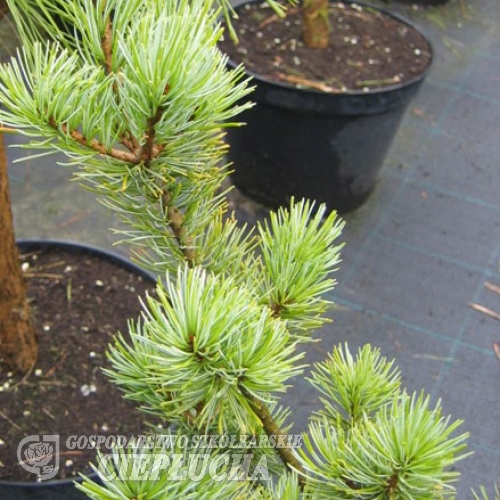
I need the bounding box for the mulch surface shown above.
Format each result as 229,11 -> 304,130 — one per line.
219,1 -> 432,92
0,245 -> 158,482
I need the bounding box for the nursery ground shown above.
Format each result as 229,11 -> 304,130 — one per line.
1,0 -> 500,496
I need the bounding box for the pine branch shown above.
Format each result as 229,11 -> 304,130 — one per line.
147,81 -> 197,266
48,32 -> 195,266
49,118 -> 139,163
102,17 -> 113,75
120,131 -> 139,153
139,85 -> 170,164
100,12 -> 141,153
98,10 -> 195,265
49,111 -> 197,266
387,473 -> 399,500
158,183 -> 197,266
239,385 -> 306,487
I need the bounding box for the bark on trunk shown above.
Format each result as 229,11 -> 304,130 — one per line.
302,0 -> 330,49
0,133 -> 38,373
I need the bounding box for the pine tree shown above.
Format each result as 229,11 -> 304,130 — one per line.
0,1 -> 478,498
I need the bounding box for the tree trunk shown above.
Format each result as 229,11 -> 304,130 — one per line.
302,0 -> 330,49
0,133 -> 38,373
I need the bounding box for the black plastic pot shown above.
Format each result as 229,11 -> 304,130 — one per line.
224,0 -> 433,213
0,474 -> 90,500
0,239 -> 156,500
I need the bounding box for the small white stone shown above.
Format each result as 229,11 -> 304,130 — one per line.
273,38 -> 281,44
21,262 -> 30,272
81,383 -> 97,395
23,410 -> 31,417
7,372 -> 13,378
80,384 -> 91,396
34,369 -> 43,377
3,382 -> 9,390
256,32 -> 263,38
43,325 -> 51,332
384,47 -> 391,53
0,387 -> 3,393
65,459 -> 74,467
293,57 -> 301,66
101,424 -> 109,432
81,326 -> 89,332
89,351 -> 97,358
350,38 -> 358,45
0,438 -> 5,446
64,265 -> 72,273
95,280 -> 104,287
414,48 -> 421,56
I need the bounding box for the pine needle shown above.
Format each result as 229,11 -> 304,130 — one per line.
469,302 -> 500,321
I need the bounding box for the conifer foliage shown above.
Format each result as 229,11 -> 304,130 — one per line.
0,1 -> 475,498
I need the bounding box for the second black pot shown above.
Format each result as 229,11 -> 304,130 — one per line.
224,1 -> 433,213
0,239 -> 156,500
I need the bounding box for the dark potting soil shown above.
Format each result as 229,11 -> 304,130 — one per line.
0,246 -> 159,482
218,1 -> 432,92
0,0 -> 7,19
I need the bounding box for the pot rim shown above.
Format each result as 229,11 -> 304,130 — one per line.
15,238 -> 157,282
